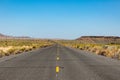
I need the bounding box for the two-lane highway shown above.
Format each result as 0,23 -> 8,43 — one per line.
0,45 -> 120,80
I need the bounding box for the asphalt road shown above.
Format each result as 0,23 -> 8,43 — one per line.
0,44 -> 120,80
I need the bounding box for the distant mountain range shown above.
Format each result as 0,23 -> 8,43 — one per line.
0,33 -> 31,39
1,33 -> 120,44
76,36 -> 120,44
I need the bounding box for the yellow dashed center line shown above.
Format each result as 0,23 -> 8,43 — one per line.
57,57 -> 60,61
56,45 -> 61,80
56,66 -> 60,73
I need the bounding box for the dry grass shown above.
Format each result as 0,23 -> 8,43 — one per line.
58,40 -> 120,60
0,39 -> 54,57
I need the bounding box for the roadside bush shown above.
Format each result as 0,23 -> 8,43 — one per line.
7,48 -> 16,54
0,50 -> 5,57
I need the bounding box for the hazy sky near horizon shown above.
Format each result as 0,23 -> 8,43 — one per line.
0,0 -> 120,39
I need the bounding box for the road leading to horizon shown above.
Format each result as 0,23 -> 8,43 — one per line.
0,44 -> 120,80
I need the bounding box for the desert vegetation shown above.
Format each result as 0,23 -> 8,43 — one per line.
0,39 -> 54,57
58,40 -> 120,60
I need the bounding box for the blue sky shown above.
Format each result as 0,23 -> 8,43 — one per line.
0,0 -> 120,39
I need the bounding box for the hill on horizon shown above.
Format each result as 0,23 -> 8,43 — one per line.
0,33 -> 31,39
76,36 -> 120,44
